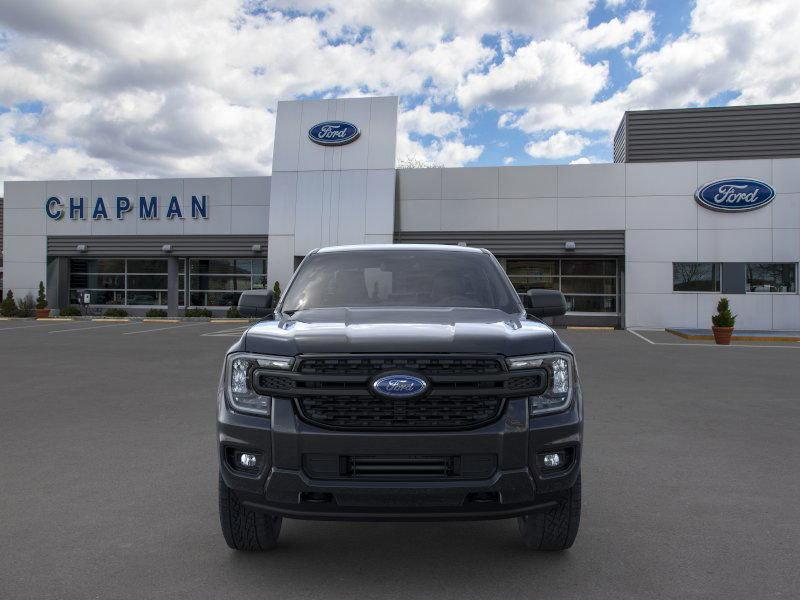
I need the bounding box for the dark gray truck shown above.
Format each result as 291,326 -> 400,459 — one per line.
218,244 -> 582,551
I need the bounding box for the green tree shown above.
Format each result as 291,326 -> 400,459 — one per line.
36,281 -> 47,310
1,290 -> 18,317
272,280 -> 281,306
711,297 -> 736,328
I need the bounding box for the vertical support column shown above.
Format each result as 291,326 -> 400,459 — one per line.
57,257 -> 70,309
167,256 -> 179,317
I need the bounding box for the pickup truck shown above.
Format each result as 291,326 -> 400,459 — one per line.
218,244 -> 582,551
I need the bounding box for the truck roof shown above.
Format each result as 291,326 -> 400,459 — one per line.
316,244 -> 484,254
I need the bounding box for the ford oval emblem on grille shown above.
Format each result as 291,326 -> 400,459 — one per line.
372,374 -> 428,399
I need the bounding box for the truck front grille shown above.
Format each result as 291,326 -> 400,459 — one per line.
252,354 -> 547,431
297,395 -> 503,430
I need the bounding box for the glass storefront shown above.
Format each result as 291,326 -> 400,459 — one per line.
69,258 -> 185,306
69,257 -> 267,308
188,258 -> 268,307
504,258 -> 618,314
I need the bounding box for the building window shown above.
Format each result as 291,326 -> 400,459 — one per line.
746,263 -> 797,293
188,258 -> 268,307
505,259 -> 617,314
69,259 -> 185,306
673,263 -> 721,292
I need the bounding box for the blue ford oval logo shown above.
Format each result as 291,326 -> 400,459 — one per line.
372,374 -> 428,399
308,121 -> 360,146
695,179 -> 775,212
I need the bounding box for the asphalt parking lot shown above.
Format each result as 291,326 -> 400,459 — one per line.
1,320 -> 798,600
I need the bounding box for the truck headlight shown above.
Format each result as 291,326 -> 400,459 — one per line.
225,353 -> 293,416
507,353 -> 575,416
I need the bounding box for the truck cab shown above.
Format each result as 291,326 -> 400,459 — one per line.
217,244 -> 582,551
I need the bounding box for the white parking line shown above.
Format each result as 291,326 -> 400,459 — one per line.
47,322 -> 136,334
627,328 -> 800,349
123,322 -> 209,335
627,328 -> 655,345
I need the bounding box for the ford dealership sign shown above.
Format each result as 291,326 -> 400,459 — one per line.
695,179 -> 775,212
308,121 -> 360,146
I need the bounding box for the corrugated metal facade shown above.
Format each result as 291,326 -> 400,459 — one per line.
47,235 -> 268,257
614,103 -> 800,162
394,230 -> 624,256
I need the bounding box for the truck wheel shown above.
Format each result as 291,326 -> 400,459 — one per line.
518,472 -> 581,551
219,474 -> 282,551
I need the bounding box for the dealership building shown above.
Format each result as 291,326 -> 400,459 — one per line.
2,97 -> 800,329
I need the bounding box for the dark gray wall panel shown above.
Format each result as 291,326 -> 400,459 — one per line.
47,235 -> 268,257
614,103 -> 800,162
721,263 -> 746,294
394,230 -> 624,256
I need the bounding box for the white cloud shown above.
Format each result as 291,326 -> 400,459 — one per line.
457,40 -> 608,110
525,130 -> 589,159
569,157 -> 592,164
503,156 -> 515,165
396,132 -> 483,167
571,10 -> 653,52
399,104 -> 466,137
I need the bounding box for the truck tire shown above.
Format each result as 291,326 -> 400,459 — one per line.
518,472 -> 581,551
219,474 -> 282,551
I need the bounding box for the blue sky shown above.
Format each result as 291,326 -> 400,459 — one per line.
0,0 -> 798,189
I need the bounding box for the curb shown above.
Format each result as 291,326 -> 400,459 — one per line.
665,328 -> 800,343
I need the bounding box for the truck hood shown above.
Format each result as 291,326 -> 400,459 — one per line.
243,307 -> 556,356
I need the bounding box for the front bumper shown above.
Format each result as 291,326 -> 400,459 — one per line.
218,386 -> 582,522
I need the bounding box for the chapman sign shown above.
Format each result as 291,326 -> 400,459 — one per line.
45,195 -> 209,221
695,179 -> 775,212
308,121 -> 360,146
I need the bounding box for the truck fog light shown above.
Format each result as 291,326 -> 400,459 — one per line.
227,448 -> 263,473
543,452 -> 561,469
238,452 -> 258,468
537,449 -> 572,472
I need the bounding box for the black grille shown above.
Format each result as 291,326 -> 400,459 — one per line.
298,395 -> 502,430
297,356 -> 503,376
251,354 -> 547,431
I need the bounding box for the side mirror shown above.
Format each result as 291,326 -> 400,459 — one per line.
238,289 -> 274,319
524,288 -> 567,318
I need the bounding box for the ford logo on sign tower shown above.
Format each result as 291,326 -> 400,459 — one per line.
695,179 -> 775,212
372,374 -> 428,399
308,121 -> 360,146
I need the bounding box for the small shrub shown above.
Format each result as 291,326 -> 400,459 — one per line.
104,307 -> 129,318
145,309 -> 168,318
61,307 -> 82,317
272,280 -> 282,306
711,297 -> 736,328
185,307 -> 212,318
36,281 -> 47,310
1,290 -> 17,317
16,293 -> 36,317
226,306 -> 241,318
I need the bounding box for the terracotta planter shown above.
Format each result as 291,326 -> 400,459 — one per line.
35,308 -> 51,318
712,326 -> 734,345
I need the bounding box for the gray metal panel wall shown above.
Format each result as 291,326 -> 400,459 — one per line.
614,103 -> 800,162
721,263 -> 746,294
47,235 -> 268,257
612,114 -> 627,163
394,230 -> 624,256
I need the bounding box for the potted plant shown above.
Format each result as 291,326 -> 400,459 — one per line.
711,297 -> 736,345
35,281 -> 50,318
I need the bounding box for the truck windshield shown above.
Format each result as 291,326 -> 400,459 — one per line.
281,250 -> 520,313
